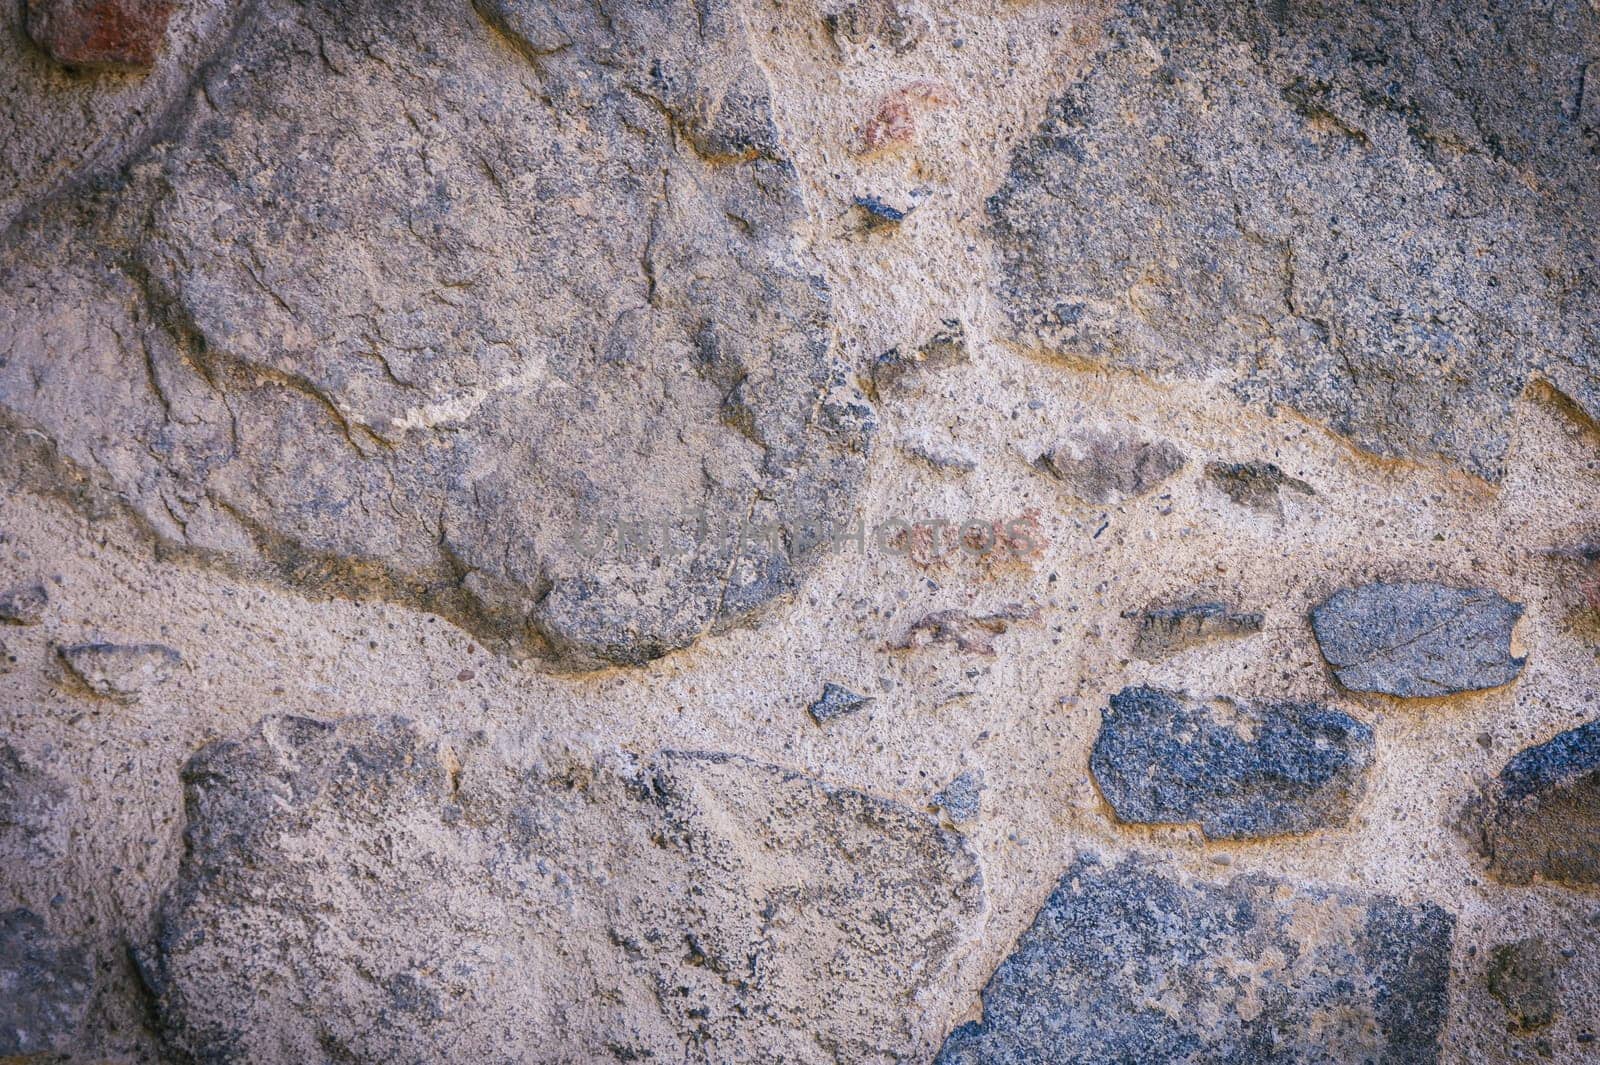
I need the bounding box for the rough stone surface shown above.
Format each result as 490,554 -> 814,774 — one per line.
1312,581 -> 1526,697
144,714 -> 984,1064
936,853 -> 1454,1064
1129,600 -> 1264,659
24,0 -> 177,71
0,581 -> 47,625
0,0 -> 244,232
987,0 -> 1600,482
1090,686 -> 1374,840
1474,718 -> 1600,888
1205,461 -> 1315,515
1487,937 -> 1561,1032
0,907 -> 93,1060
1032,425 -> 1185,505
809,681 -> 871,724
58,640 -> 180,699
0,741 -> 72,864
0,0 -> 872,672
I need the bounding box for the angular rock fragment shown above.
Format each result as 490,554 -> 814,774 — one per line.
1089,686 -> 1373,840
936,853 -> 1453,1064
59,641 -> 180,700
1487,937 -> 1561,1032
1032,426 -> 1185,505
986,0 -> 1600,482
1312,582 -> 1525,697
888,605 -> 1037,655
808,681 -> 870,724
0,637 -> 16,672
0,0 -> 871,672
1205,460 -> 1314,514
931,771 -> 982,825
1129,599 -> 1263,659
1473,718 -> 1600,888
870,320 -> 968,396
23,0 -> 175,71
146,715 -> 984,1063
0,908 -> 93,1060
0,582 -> 48,625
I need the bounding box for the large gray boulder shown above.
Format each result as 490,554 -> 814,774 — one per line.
143,714 -> 984,1063
937,853 -> 1454,1064
987,0 -> 1600,482
0,0 -> 872,670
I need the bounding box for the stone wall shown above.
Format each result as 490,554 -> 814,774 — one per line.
2,0 -> 1598,1061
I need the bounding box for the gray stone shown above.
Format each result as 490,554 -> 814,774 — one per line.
59,641 -> 180,700
0,581 -> 47,625
986,0 -> 1600,482
145,715 -> 984,1063
1033,425 -> 1185,505
1130,600 -> 1264,659
931,771 -> 983,825
1089,686 -> 1373,840
1205,461 -> 1315,514
936,853 -> 1453,1065
1486,937 -> 1561,1032
1311,581 -> 1525,697
825,0 -> 927,54
0,908 -> 93,1060
0,637 -> 16,672
0,0 -> 871,672
870,320 -> 968,397
809,681 -> 870,724
1473,718 -> 1600,888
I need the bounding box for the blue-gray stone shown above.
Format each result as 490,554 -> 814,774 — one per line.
1311,582 -> 1524,697
1091,687 -> 1373,839
0,908 -> 93,1059
1475,718 -> 1600,887
936,853 -> 1453,1065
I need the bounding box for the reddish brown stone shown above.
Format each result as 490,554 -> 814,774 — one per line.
25,0 -> 176,72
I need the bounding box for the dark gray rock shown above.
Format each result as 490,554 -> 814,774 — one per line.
1487,937 -> 1561,1032
809,681 -> 870,724
931,771 -> 983,825
59,641 -> 181,700
1311,582 -> 1525,697
1089,687 -> 1373,840
870,320 -> 968,397
0,908 -> 93,1060
986,0 -> 1600,482
146,715 -> 983,1063
1033,425 -> 1185,505
0,0 -> 872,673
0,637 -> 16,673
936,853 -> 1453,1065
1205,461 -> 1315,514
1130,600 -> 1264,659
0,581 -> 47,625
1473,718 -> 1600,887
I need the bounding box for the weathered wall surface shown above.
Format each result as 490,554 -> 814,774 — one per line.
2,0 -> 1599,1062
